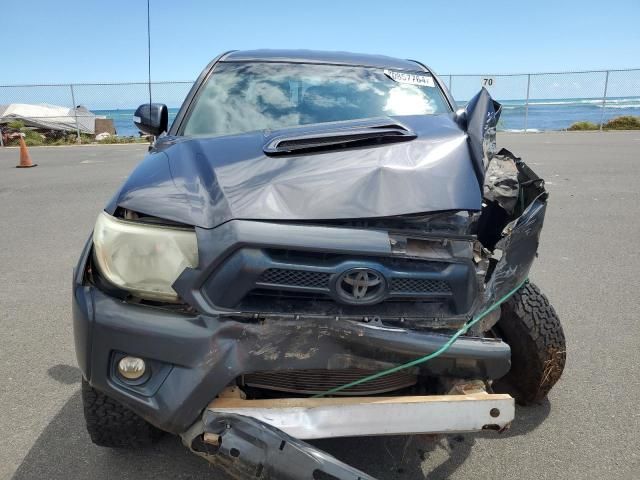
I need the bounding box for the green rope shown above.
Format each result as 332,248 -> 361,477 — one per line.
312,278 -> 528,398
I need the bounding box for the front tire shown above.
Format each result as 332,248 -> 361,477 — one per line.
492,282 -> 566,404
81,379 -> 162,448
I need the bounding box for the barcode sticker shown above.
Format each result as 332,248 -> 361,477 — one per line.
384,70 -> 435,87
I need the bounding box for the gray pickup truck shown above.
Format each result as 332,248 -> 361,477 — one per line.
73,49 -> 565,479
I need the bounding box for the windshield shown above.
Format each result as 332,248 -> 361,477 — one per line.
182,62 -> 450,137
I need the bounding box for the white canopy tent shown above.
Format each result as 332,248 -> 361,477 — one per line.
0,103 -> 96,134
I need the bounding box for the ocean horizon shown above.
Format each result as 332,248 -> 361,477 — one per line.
93,96 -> 640,136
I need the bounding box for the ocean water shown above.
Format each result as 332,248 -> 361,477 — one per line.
92,108 -> 180,137
495,97 -> 640,132
94,96 -> 640,136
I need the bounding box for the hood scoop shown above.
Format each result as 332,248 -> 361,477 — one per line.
263,117 -> 416,155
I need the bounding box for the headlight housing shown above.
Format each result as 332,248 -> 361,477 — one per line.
92,211 -> 198,301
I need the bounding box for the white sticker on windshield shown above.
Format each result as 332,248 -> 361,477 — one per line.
384,69 -> 435,87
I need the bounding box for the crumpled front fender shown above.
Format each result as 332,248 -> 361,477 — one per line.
475,148 -> 548,318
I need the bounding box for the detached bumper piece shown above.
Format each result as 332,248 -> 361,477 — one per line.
195,393 -> 514,479
198,413 -> 375,480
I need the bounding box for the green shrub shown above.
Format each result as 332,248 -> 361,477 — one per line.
50,135 -> 79,145
80,133 -> 95,144
3,130 -> 149,146
6,120 -> 25,130
603,115 -> 640,130
568,121 -> 598,131
23,129 -> 44,146
97,135 -> 148,144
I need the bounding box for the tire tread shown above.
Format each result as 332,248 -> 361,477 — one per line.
81,379 -> 161,448
493,282 -> 566,404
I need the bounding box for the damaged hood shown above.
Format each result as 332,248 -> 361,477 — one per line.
107,90 -> 500,229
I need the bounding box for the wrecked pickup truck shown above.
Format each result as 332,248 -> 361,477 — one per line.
73,50 -> 566,479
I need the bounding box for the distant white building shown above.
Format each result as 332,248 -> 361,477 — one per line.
0,103 -> 97,134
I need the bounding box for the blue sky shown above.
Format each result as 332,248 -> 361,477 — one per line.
2,0 -> 639,84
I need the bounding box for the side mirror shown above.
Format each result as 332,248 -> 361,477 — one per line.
454,108 -> 467,129
133,103 -> 168,136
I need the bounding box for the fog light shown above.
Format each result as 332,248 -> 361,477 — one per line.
117,356 -> 146,380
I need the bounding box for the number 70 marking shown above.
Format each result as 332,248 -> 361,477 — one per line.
482,77 -> 495,87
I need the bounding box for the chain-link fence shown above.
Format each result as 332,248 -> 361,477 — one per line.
0,81 -> 193,145
1,69 -> 639,145
444,69 -> 640,131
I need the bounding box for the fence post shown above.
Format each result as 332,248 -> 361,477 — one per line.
524,74 -> 531,133
69,84 -> 81,144
599,70 -> 610,131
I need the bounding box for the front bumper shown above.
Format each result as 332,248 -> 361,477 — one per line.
74,257 -> 511,434
74,188 -> 549,436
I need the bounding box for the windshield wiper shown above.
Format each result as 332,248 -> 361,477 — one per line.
263,118 -> 416,155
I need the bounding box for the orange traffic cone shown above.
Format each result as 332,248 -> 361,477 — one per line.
16,136 -> 37,168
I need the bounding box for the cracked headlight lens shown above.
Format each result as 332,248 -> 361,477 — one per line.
92,211 -> 198,301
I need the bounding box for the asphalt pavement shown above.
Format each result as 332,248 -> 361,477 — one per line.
1,132 -> 639,479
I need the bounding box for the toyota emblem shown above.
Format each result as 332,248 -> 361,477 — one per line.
334,268 -> 387,305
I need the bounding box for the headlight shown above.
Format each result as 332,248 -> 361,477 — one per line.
92,211 -> 198,301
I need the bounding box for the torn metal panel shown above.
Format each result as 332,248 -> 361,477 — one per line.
477,150 -> 548,313
193,413 -> 376,480
484,149 -> 520,214
482,197 -> 547,308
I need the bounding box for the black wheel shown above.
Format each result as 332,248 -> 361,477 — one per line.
492,282 -> 566,404
81,379 -> 162,448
